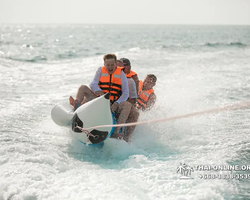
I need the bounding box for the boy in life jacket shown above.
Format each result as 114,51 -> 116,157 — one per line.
136,74 -> 157,111
69,54 -> 139,142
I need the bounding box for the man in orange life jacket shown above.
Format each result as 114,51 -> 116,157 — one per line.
70,54 -> 139,142
119,58 -> 139,95
117,58 -> 138,106
136,74 -> 157,110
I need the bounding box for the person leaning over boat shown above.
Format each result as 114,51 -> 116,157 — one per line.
70,54 -> 139,142
136,74 -> 157,110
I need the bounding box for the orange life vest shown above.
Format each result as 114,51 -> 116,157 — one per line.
125,70 -> 137,78
136,80 -> 154,110
98,67 -> 122,103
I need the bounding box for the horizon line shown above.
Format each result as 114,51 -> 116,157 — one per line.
0,23 -> 250,26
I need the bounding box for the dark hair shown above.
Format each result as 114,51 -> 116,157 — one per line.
119,58 -> 131,66
103,54 -> 117,62
147,74 -> 157,83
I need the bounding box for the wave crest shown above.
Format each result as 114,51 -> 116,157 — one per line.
204,42 -> 247,47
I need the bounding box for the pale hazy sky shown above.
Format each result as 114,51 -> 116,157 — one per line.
0,0 -> 250,25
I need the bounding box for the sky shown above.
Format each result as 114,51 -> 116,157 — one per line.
0,0 -> 250,25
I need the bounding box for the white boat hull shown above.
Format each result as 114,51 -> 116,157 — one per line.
51,93 -> 115,146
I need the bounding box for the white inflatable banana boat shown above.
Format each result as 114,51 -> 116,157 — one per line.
51,93 -> 115,146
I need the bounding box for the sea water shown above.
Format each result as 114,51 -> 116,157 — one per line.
0,24 -> 250,200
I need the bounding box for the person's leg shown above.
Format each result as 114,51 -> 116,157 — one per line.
69,85 -> 98,110
124,106 -> 139,142
69,96 -> 75,105
69,96 -> 81,110
112,101 -> 132,137
76,85 -> 97,103
81,96 -> 88,104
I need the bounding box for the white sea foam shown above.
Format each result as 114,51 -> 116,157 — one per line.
0,25 -> 250,199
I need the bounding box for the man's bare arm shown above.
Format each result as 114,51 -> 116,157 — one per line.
132,74 -> 139,94
146,93 -> 156,110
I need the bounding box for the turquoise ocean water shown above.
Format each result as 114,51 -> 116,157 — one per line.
0,24 -> 250,200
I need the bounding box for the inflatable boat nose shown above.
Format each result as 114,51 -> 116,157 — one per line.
71,113 -> 83,133
70,93 -> 114,145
